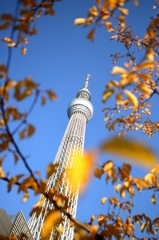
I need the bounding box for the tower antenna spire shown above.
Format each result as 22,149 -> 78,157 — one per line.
84,74 -> 91,88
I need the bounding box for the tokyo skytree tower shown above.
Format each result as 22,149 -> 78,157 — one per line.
28,74 -> 93,240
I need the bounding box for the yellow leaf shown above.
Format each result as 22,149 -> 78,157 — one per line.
151,194 -> 156,205
118,7 -> 129,15
22,192 -> 29,202
146,48 -> 154,61
2,37 -> 13,43
137,61 -> 155,69
137,85 -> 152,98
90,225 -> 99,237
103,161 -> 114,172
100,137 -> 157,169
124,89 -> 138,107
102,89 -> 115,102
74,18 -> 87,26
67,152 -> 93,193
8,174 -> 24,192
114,184 -> 122,192
8,42 -> 16,47
87,28 -> 95,42
111,66 -> 126,74
21,47 -> 27,55
109,0 -> 118,11
41,210 -> 62,239
0,166 -> 5,177
46,90 -> 57,100
28,124 -> 35,137
103,21 -> 113,32
117,16 -> 125,27
14,153 -> 19,164
101,197 -> 107,205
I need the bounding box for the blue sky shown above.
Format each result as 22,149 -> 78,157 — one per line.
0,0 -> 159,238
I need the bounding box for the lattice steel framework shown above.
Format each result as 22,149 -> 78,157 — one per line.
28,75 -> 93,240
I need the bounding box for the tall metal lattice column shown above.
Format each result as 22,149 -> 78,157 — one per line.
28,75 -> 93,240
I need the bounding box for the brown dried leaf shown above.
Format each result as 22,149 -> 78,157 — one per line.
94,168 -> 104,178
14,153 -> 19,164
41,96 -> 46,105
0,22 -> 10,31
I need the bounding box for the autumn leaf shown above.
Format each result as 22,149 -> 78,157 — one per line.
94,168 -> 104,178
102,89 -> 115,102
2,37 -> 13,43
22,192 -> 29,202
101,197 -> 107,205
21,47 -> 27,55
0,155 -> 6,165
100,137 -> 158,169
87,28 -> 95,42
46,163 -> 59,179
46,90 -> 57,100
14,153 -> 19,164
41,96 -> 46,105
118,7 -> 129,15
124,89 -> 138,107
74,18 -> 87,26
41,210 -> 62,239
0,22 -> 10,31
28,124 -> 35,137
151,194 -> 156,205
19,128 -> 26,139
67,152 -> 93,192
145,48 -> 154,61
111,66 -> 126,74
137,60 -> 155,69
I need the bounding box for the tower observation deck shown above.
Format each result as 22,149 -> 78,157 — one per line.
28,74 -> 93,240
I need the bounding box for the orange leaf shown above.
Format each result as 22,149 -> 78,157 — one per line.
46,90 -> 57,100
151,194 -> 156,205
21,47 -> 27,55
87,28 -> 95,42
28,124 -> 35,137
118,7 -> 129,15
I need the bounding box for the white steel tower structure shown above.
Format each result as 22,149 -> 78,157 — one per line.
28,74 -> 93,240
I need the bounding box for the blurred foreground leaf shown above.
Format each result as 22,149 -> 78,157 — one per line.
100,137 -> 157,169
